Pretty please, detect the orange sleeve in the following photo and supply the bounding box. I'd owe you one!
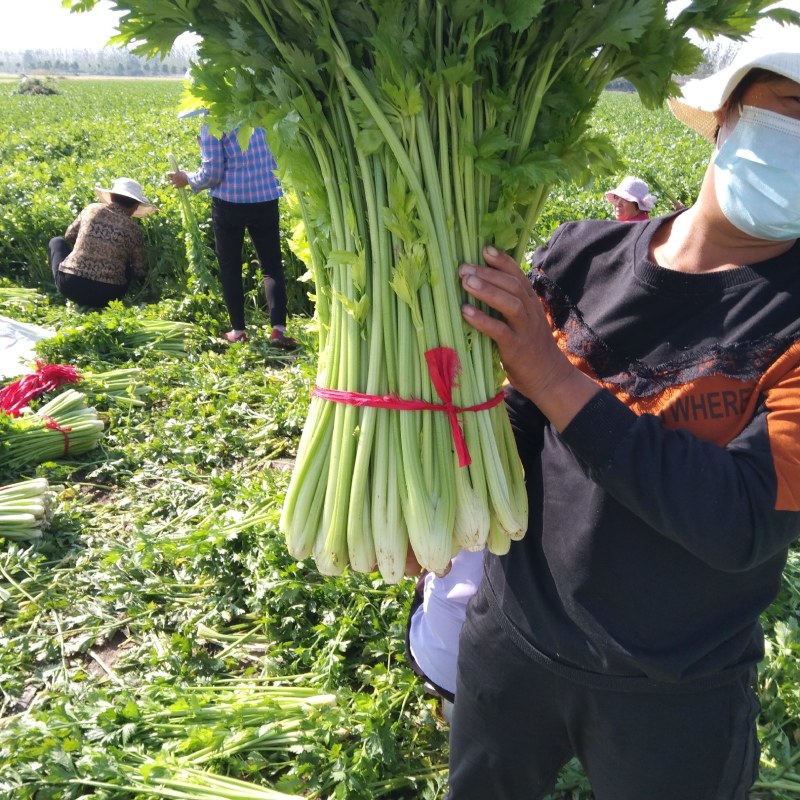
[765,365,800,512]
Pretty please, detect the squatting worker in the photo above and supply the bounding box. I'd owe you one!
[449,33,800,800]
[49,177,155,308]
[168,111,295,347]
[604,175,657,221]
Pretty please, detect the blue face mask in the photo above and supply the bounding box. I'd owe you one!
[713,105,800,241]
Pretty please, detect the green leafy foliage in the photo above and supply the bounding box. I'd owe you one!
[3,45,800,800]
[56,2,799,589]
[0,78,313,316]
[64,0,795,258]
[533,90,713,245]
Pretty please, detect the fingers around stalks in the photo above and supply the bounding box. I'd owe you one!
[459,246,549,348]
[458,246,574,408]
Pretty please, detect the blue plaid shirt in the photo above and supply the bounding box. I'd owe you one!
[188,126,283,203]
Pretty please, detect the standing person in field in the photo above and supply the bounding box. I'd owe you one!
[167,115,295,347]
[448,34,800,800]
[48,177,155,308]
[604,175,657,221]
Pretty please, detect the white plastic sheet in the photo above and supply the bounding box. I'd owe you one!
[0,315,55,380]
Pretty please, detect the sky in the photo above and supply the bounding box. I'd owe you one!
[0,0,797,53]
[0,0,196,52]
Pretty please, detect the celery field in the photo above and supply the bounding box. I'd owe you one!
[2,79,800,799]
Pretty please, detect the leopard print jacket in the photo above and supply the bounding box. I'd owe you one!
[60,202,147,286]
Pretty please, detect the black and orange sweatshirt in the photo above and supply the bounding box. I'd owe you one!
[483,214,800,690]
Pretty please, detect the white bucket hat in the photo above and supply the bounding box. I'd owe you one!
[177,107,208,119]
[605,176,656,211]
[669,31,800,141]
[94,177,156,218]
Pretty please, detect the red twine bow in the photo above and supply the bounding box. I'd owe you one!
[311,346,503,468]
[0,361,82,417]
[42,415,72,455]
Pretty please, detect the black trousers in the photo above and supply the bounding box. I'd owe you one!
[446,588,761,800]
[211,197,286,331]
[48,237,128,308]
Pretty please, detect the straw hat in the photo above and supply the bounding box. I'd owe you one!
[669,32,800,142]
[605,176,656,211]
[94,177,156,218]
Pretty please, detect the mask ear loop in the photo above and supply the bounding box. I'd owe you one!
[714,102,740,152]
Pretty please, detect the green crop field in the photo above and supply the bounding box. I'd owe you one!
[1,79,799,800]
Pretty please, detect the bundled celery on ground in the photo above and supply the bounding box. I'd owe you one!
[0,286,43,313]
[0,478,59,542]
[35,307,200,365]
[108,318,199,356]
[0,362,149,413]
[98,0,781,581]
[81,762,306,800]
[6,678,337,799]
[0,389,104,472]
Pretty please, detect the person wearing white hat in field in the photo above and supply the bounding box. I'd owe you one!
[48,177,156,308]
[605,175,657,221]
[445,31,800,800]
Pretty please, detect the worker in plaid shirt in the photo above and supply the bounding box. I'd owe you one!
[169,123,296,347]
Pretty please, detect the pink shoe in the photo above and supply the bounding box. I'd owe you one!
[270,329,298,349]
[223,330,248,343]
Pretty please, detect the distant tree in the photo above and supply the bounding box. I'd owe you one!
[3,43,194,78]
[696,37,739,79]
[606,78,635,92]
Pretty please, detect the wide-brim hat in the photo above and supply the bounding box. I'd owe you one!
[94,177,156,217]
[669,31,800,142]
[605,176,656,211]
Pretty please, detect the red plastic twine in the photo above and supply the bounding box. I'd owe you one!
[42,415,73,455]
[311,346,503,468]
[0,361,82,417]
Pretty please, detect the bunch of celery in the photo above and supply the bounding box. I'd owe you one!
[71,680,337,799]
[0,286,42,312]
[88,0,787,580]
[0,478,59,542]
[0,389,104,471]
[211,2,562,579]
[0,363,148,414]
[79,367,150,408]
[36,314,200,363]
[82,763,304,800]
[121,319,200,356]
[135,681,336,765]
[167,152,220,292]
